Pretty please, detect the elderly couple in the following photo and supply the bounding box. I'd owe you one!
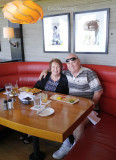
[34,53,103,159]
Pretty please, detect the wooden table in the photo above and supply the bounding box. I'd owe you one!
[0,91,93,159]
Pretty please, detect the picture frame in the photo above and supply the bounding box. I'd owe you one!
[73,8,110,54]
[42,13,70,53]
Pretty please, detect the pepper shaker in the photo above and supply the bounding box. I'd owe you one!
[3,100,8,110]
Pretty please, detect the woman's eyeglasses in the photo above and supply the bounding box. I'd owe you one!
[66,57,78,63]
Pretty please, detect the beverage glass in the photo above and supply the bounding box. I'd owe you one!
[41,93,48,103]
[33,95,41,107]
[5,83,12,95]
[12,83,18,93]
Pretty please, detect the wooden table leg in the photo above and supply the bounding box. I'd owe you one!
[29,136,45,160]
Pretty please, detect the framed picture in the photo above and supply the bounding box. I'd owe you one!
[42,13,70,53]
[73,8,110,54]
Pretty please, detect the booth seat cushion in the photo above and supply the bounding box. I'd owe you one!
[64,112,116,160]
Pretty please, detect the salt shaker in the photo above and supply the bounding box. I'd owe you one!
[3,100,8,110]
[8,99,12,109]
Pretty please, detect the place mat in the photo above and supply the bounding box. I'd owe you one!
[30,105,45,111]
[3,92,9,95]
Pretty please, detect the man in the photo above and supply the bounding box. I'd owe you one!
[63,53,103,106]
[39,53,103,159]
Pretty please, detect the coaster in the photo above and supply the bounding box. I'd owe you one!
[41,100,52,105]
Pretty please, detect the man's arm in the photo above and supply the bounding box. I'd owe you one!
[92,90,103,106]
[38,69,67,80]
[87,70,103,106]
[38,69,49,80]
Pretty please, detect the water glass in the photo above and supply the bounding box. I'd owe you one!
[5,83,12,95]
[33,94,41,107]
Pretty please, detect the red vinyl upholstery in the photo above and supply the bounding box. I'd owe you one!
[64,113,116,160]
[83,64,116,117]
[0,62,67,88]
[0,62,116,160]
[64,64,116,160]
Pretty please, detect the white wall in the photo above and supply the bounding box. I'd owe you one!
[0,0,116,66]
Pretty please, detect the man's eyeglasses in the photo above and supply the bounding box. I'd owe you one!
[66,57,78,63]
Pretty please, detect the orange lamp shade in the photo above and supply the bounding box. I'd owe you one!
[2,0,44,24]
[3,27,14,39]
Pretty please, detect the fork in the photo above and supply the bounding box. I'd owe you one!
[37,105,50,114]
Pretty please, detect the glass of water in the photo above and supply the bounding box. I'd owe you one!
[5,83,12,95]
[33,94,41,107]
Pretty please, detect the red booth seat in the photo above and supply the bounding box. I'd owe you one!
[64,64,116,160]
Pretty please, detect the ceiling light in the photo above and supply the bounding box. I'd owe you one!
[2,0,44,24]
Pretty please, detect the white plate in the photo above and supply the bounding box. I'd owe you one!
[37,108,54,116]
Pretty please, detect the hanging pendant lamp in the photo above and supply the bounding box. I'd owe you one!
[2,0,44,24]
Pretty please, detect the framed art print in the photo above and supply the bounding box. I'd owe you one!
[73,8,109,54]
[42,13,70,53]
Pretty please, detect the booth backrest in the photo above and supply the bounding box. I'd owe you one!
[0,62,67,88]
[0,62,116,117]
[83,64,116,118]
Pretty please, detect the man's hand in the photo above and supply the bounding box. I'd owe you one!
[92,90,103,106]
[38,69,49,80]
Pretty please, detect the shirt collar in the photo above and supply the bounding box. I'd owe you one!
[77,66,84,75]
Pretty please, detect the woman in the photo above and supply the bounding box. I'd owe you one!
[20,59,69,144]
[34,58,69,94]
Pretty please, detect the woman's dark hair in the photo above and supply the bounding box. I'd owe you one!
[49,58,62,72]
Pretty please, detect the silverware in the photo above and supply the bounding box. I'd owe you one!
[37,105,50,114]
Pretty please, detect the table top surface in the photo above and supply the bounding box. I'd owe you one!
[0,91,93,142]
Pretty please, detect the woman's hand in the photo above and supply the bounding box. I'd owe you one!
[38,69,49,80]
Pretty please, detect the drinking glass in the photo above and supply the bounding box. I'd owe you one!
[41,93,48,103]
[33,94,41,107]
[12,83,18,93]
[5,83,12,95]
